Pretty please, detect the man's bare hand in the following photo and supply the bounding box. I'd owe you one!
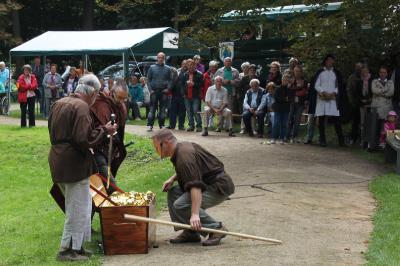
[105,121,117,135]
[249,108,255,113]
[162,178,174,192]
[190,214,201,231]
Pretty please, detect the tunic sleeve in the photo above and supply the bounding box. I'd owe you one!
[177,154,207,192]
[71,105,106,153]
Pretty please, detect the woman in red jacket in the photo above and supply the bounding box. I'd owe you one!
[18,64,38,127]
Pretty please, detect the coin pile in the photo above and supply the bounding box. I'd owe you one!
[108,191,155,206]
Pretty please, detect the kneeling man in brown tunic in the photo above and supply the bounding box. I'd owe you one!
[48,74,116,261]
[152,129,235,246]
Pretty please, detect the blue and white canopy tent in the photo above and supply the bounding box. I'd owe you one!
[8,27,209,111]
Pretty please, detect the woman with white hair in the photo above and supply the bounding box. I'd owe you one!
[17,65,38,127]
[239,61,250,79]
[267,61,282,86]
[48,74,117,261]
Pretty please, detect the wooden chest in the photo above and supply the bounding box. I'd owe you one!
[90,174,156,255]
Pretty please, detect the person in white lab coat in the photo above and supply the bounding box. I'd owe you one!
[313,54,345,147]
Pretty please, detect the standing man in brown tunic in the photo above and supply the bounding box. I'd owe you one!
[48,74,116,261]
[152,129,235,246]
[90,78,128,194]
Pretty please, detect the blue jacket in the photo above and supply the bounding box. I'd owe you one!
[147,63,172,92]
[128,84,144,102]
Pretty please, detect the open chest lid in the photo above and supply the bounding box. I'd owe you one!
[90,174,123,208]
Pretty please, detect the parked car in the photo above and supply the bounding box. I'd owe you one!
[98,61,156,81]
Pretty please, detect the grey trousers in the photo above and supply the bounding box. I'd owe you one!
[167,186,226,236]
[58,177,92,250]
[203,106,233,129]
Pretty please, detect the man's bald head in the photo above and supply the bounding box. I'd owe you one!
[152,129,178,158]
[152,128,176,143]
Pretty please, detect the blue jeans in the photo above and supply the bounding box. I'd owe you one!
[273,112,289,140]
[184,98,202,129]
[169,96,186,129]
[147,91,167,128]
[267,112,275,138]
[287,103,304,139]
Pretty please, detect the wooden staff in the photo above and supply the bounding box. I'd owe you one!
[124,214,282,244]
[106,113,116,189]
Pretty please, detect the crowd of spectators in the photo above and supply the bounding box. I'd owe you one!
[2,51,399,150]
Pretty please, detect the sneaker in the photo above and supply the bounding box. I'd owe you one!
[248,131,254,137]
[146,126,153,132]
[186,127,194,132]
[202,225,228,246]
[239,129,245,134]
[195,127,202,132]
[304,140,312,145]
[135,118,141,121]
[279,140,285,145]
[267,139,276,144]
[228,128,235,137]
[214,128,221,133]
[319,141,327,147]
[56,249,89,261]
[253,131,257,135]
[170,230,201,244]
[178,127,185,131]
[289,139,294,144]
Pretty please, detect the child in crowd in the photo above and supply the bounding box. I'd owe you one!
[379,111,397,148]
[268,75,290,144]
[265,82,276,140]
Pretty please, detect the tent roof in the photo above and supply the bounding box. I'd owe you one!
[221,2,342,21]
[10,27,209,57]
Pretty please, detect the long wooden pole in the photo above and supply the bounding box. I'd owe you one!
[124,214,282,244]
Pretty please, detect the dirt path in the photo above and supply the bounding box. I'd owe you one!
[0,116,386,265]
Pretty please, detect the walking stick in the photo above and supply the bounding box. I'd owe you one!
[106,113,116,189]
[124,214,282,244]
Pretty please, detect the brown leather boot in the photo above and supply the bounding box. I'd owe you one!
[202,225,228,246]
[169,230,201,244]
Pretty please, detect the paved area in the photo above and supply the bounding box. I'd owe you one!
[0,116,386,265]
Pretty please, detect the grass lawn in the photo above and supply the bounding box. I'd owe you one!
[0,125,173,266]
[366,174,400,265]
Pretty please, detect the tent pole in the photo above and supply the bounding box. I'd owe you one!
[84,54,89,72]
[122,52,129,81]
[7,53,11,115]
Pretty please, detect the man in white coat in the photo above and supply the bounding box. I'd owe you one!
[314,54,345,147]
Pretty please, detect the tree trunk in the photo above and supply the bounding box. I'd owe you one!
[173,0,180,30]
[11,9,24,78]
[82,0,94,30]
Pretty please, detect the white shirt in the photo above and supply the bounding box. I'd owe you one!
[25,75,35,98]
[315,68,340,117]
[205,85,228,109]
[67,78,74,94]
